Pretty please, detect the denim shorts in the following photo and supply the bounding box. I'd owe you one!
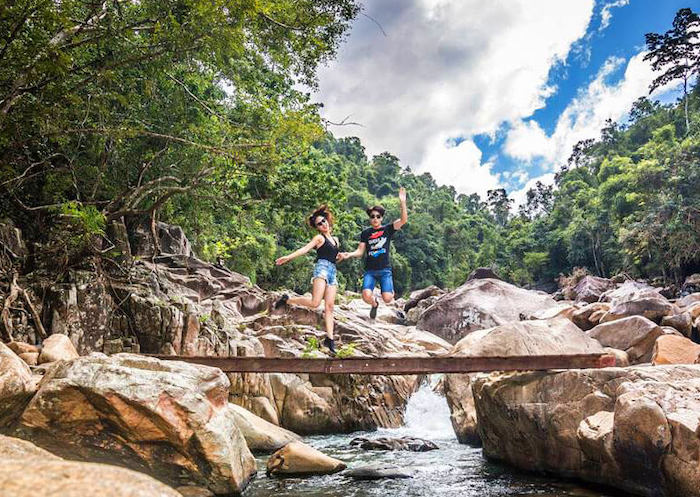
[312,259,338,286]
[362,268,394,294]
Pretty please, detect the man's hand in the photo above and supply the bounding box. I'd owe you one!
[394,187,408,230]
[336,252,349,263]
[275,255,290,266]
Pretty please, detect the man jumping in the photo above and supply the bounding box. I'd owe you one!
[338,187,408,319]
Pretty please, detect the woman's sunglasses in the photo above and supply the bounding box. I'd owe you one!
[316,218,328,226]
[369,214,382,219]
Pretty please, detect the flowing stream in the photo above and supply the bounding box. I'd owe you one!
[245,378,619,497]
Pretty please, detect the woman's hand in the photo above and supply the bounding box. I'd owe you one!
[336,252,348,263]
[275,255,291,266]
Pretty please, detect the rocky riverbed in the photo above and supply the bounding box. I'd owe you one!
[2,219,700,496]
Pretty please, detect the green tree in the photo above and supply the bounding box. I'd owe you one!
[644,8,700,133]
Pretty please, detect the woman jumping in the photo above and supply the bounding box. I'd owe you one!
[274,205,339,356]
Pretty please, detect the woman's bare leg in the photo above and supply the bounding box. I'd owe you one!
[323,284,337,339]
[287,278,326,308]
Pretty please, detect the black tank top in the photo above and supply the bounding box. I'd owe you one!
[316,235,339,263]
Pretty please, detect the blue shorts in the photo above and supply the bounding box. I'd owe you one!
[312,259,337,286]
[362,268,394,294]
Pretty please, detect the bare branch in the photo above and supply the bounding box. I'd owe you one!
[260,12,304,31]
[361,12,387,37]
[323,115,364,127]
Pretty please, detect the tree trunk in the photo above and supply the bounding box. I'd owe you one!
[684,76,689,135]
[0,273,19,342]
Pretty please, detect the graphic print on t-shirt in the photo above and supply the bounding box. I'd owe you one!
[360,224,396,270]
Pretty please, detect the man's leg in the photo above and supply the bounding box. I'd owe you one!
[361,271,377,305]
[361,271,379,319]
[379,269,395,304]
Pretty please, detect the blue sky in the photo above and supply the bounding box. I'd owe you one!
[314,0,689,202]
[481,0,688,186]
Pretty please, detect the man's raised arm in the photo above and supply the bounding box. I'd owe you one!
[393,187,408,230]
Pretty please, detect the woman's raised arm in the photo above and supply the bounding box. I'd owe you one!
[275,235,323,265]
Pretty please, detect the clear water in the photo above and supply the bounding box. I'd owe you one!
[245,378,621,497]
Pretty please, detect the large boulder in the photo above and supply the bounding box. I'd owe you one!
[15,353,256,495]
[587,316,664,364]
[571,276,615,303]
[571,302,610,331]
[0,433,59,460]
[450,317,604,358]
[600,295,675,324]
[157,222,193,256]
[661,312,693,337]
[403,285,445,312]
[442,373,479,445]
[599,280,658,303]
[652,335,700,365]
[38,333,79,364]
[417,279,560,343]
[228,403,299,454]
[0,434,181,497]
[1,459,183,497]
[682,274,700,295]
[0,342,36,428]
[677,293,700,309]
[444,318,603,447]
[266,441,346,476]
[472,365,700,497]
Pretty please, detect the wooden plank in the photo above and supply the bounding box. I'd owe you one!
[148,353,616,375]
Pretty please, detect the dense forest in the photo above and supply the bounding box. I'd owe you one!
[1,2,699,297]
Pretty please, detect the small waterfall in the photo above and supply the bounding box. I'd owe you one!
[381,375,456,441]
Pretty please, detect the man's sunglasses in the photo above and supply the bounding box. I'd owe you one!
[369,214,382,219]
[316,218,328,226]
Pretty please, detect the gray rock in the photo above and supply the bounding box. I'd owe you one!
[472,365,700,497]
[467,267,500,281]
[349,436,438,452]
[417,278,560,344]
[571,275,615,303]
[682,274,700,295]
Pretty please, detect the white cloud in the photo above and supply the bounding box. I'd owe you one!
[315,0,596,194]
[599,0,630,31]
[504,51,680,168]
[418,135,500,197]
[503,120,556,162]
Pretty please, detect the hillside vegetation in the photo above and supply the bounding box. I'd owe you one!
[1,3,698,296]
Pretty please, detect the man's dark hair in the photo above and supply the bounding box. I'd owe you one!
[366,205,385,217]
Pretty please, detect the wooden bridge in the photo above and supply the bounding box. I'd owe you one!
[152,353,616,375]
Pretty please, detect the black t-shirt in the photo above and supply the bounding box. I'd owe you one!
[360,223,396,271]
